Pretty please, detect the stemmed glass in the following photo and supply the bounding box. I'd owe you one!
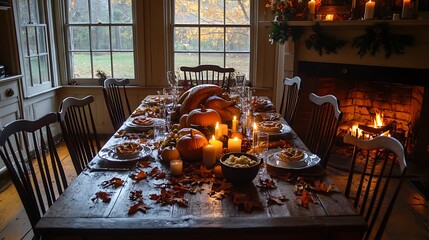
[255,132,269,175]
[166,71,180,105]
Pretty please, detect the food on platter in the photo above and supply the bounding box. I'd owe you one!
[130,108,146,117]
[205,95,240,121]
[115,142,143,159]
[132,117,154,126]
[279,147,305,162]
[178,84,222,115]
[258,121,283,132]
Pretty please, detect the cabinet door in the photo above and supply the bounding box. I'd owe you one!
[0,102,20,174]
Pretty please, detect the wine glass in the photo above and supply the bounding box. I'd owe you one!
[256,131,269,175]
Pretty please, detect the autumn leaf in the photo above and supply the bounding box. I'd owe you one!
[210,190,227,200]
[91,191,112,203]
[297,191,315,208]
[129,170,147,182]
[267,195,289,206]
[137,161,151,168]
[232,193,263,213]
[129,190,143,201]
[257,177,277,190]
[128,200,151,215]
[101,177,125,188]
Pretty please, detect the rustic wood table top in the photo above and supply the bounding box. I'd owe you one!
[35,95,367,240]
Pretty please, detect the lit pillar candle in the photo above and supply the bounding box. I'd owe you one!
[401,0,413,19]
[215,122,221,139]
[209,135,223,159]
[202,144,216,168]
[364,0,375,20]
[308,0,316,15]
[228,137,242,153]
[253,122,258,148]
[170,159,183,176]
[325,14,334,21]
[232,116,238,132]
[220,124,228,136]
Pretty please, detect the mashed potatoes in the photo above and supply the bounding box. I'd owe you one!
[223,154,258,168]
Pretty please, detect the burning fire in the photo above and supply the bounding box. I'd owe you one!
[373,112,384,128]
[350,124,363,138]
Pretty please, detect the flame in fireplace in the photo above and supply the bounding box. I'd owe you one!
[350,124,363,138]
[373,112,384,128]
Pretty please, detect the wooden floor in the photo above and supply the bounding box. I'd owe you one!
[1,140,429,240]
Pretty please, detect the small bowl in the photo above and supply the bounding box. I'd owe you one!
[220,152,261,185]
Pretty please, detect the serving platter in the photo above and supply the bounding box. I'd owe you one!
[98,144,152,162]
[266,151,320,170]
[125,117,164,129]
[260,124,292,137]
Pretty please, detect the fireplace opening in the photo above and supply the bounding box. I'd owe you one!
[294,61,429,167]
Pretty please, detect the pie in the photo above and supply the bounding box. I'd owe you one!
[258,121,283,132]
[115,142,143,159]
[132,117,154,126]
[279,147,304,162]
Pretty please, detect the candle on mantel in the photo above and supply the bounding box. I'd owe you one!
[402,0,413,19]
[325,14,334,21]
[228,137,242,153]
[232,116,238,132]
[215,122,221,139]
[170,159,183,176]
[209,135,223,159]
[220,123,228,136]
[202,144,216,168]
[308,0,316,15]
[364,0,375,20]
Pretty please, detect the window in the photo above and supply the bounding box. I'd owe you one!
[172,0,251,77]
[16,0,57,96]
[66,0,134,83]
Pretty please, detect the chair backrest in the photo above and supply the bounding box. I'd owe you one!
[58,95,101,174]
[180,65,235,91]
[279,76,301,126]
[304,93,343,169]
[0,112,68,230]
[343,134,407,240]
[102,78,132,130]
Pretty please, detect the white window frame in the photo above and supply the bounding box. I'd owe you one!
[63,0,136,85]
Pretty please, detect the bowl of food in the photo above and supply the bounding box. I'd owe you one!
[220,152,261,185]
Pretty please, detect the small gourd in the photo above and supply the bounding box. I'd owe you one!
[161,143,180,162]
[176,129,208,161]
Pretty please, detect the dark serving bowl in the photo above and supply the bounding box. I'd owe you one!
[220,152,261,185]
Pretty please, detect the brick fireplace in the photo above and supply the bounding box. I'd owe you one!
[293,61,429,166]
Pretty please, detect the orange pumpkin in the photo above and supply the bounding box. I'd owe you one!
[177,127,205,138]
[161,143,180,162]
[186,104,221,127]
[179,114,188,128]
[176,130,208,161]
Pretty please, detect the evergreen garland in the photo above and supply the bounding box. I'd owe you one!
[304,22,347,56]
[352,22,414,58]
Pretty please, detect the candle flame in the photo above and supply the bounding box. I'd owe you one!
[216,122,219,128]
[233,116,236,120]
[253,122,257,130]
[234,137,238,141]
[212,135,215,141]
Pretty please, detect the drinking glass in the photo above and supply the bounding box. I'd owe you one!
[154,122,166,141]
[255,132,269,174]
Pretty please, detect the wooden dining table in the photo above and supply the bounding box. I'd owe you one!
[35,95,367,240]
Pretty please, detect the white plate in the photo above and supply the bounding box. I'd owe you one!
[260,124,291,136]
[142,97,163,106]
[98,144,152,162]
[266,151,320,170]
[125,117,163,129]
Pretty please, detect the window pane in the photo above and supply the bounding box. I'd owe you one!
[175,0,198,24]
[37,26,47,54]
[200,0,224,24]
[68,0,89,23]
[201,53,223,66]
[30,57,41,85]
[91,26,110,50]
[39,55,50,83]
[28,0,39,23]
[69,26,90,50]
[226,0,250,25]
[175,53,198,68]
[70,52,91,78]
[91,0,109,23]
[112,0,133,23]
[174,27,199,52]
[93,52,112,78]
[23,58,31,87]
[111,26,133,50]
[17,0,30,24]
[27,27,37,56]
[201,27,223,52]
[226,27,249,52]
[113,52,134,78]
[226,53,249,76]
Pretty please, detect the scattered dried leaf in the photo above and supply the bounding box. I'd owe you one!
[92,191,112,203]
[232,193,263,213]
[101,177,124,189]
[129,190,143,201]
[128,200,151,215]
[129,170,147,182]
[257,177,277,190]
[267,195,288,206]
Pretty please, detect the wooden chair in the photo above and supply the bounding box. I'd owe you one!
[102,78,132,130]
[0,113,68,238]
[278,76,301,126]
[180,65,235,92]
[58,95,101,174]
[343,134,407,240]
[304,93,343,169]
